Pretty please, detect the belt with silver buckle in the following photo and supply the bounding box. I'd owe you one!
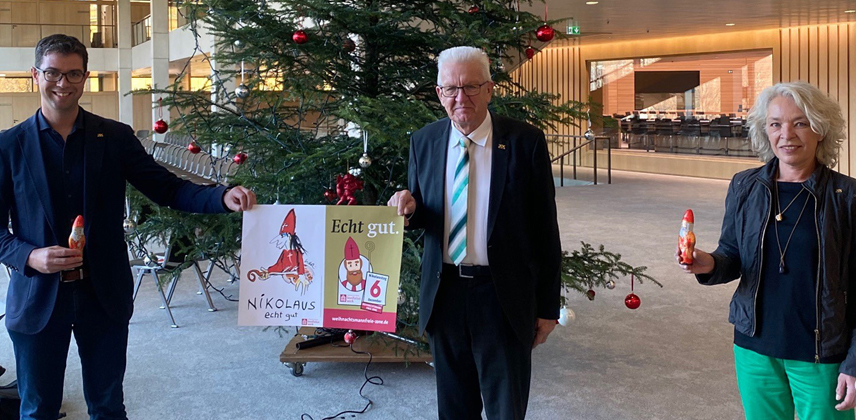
[60,268,89,282]
[443,263,491,279]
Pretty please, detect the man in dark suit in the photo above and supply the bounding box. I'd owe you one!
[0,34,256,419]
[388,46,562,419]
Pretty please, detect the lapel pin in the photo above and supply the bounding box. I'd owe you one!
[835,188,842,193]
[498,144,506,150]
[97,133,104,138]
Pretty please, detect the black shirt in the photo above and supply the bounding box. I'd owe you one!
[36,108,86,259]
[733,181,837,362]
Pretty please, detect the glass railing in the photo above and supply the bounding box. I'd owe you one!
[132,2,197,47]
[132,15,152,47]
[0,23,117,48]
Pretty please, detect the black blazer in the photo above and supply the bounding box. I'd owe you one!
[407,112,561,344]
[0,110,228,334]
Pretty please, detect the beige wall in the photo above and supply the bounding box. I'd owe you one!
[518,24,856,178]
[0,0,92,48]
[0,92,121,129]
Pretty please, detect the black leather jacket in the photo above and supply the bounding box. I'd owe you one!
[698,158,856,375]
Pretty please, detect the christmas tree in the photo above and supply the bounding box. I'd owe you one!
[128,0,658,334]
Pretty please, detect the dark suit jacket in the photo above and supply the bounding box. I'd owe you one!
[407,112,562,344]
[0,109,228,334]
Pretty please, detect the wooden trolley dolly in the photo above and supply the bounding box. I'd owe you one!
[280,327,432,376]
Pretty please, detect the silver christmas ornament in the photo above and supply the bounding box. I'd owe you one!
[584,129,596,141]
[606,279,616,290]
[122,219,136,234]
[359,153,372,168]
[235,83,250,99]
[234,39,244,49]
[348,167,362,177]
[558,306,575,326]
[397,288,405,305]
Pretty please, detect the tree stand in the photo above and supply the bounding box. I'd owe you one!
[280,327,432,377]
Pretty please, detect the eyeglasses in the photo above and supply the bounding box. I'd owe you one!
[437,81,491,98]
[35,67,86,84]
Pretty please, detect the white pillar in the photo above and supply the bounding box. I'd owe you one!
[151,0,170,141]
[117,0,134,128]
[208,30,235,158]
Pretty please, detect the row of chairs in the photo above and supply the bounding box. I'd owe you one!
[138,136,237,185]
[129,237,218,328]
[132,132,238,327]
[620,116,756,157]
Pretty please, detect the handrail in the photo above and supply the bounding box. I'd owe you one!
[0,23,117,48]
[548,134,612,186]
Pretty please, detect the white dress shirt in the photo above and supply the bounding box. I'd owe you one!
[443,114,492,266]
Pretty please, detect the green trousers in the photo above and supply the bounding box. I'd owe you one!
[734,345,855,420]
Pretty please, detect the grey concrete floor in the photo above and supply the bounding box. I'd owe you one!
[0,169,777,419]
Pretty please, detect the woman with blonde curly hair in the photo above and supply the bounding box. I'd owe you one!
[678,81,856,419]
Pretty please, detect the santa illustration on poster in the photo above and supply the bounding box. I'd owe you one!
[239,206,325,327]
[337,237,373,306]
[239,205,403,332]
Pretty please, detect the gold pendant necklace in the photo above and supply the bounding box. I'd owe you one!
[775,178,806,221]
[774,181,810,274]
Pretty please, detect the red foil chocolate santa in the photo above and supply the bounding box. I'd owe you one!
[678,209,696,265]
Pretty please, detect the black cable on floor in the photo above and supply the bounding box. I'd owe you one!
[202,276,238,302]
[300,336,384,420]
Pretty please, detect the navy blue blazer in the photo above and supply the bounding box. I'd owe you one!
[0,110,228,334]
[407,112,562,345]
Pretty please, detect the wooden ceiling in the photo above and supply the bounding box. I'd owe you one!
[521,0,856,45]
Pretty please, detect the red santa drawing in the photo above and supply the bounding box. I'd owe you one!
[248,209,314,295]
[341,237,365,292]
[337,237,373,305]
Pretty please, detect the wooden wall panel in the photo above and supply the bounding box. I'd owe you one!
[10,1,36,24]
[800,27,810,82]
[844,26,851,174]
[0,2,11,24]
[817,26,826,90]
[838,24,856,176]
[781,29,790,81]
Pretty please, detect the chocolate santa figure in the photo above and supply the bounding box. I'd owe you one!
[341,237,365,292]
[68,215,85,250]
[678,209,696,265]
[261,209,313,291]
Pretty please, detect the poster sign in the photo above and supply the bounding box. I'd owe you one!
[239,205,403,332]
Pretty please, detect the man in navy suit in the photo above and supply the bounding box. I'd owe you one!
[388,46,562,419]
[0,34,256,419]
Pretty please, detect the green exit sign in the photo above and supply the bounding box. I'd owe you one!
[568,25,581,35]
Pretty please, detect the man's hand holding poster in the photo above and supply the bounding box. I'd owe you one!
[239,205,403,332]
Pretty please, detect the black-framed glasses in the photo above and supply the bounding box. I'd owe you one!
[437,81,491,97]
[35,67,86,84]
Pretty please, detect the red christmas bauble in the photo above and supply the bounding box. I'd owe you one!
[625,293,641,310]
[187,142,201,154]
[233,152,248,164]
[344,330,356,344]
[292,30,308,44]
[535,24,555,42]
[585,289,596,301]
[323,189,336,201]
[468,5,479,14]
[342,38,356,53]
[525,47,536,59]
[153,119,168,134]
